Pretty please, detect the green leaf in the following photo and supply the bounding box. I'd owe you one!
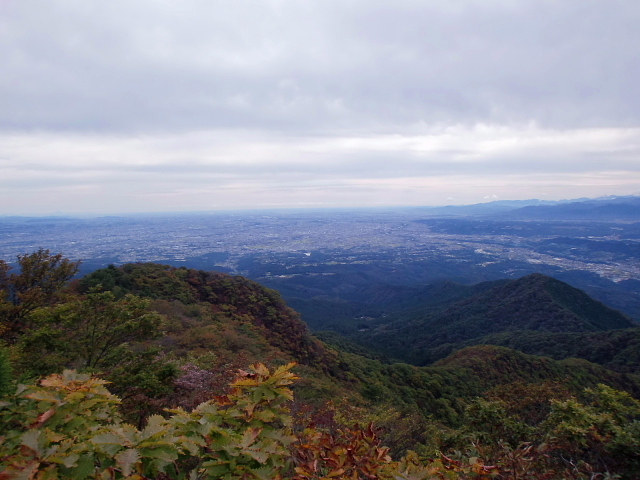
[62,453,80,468]
[252,410,276,422]
[245,448,270,464]
[141,415,166,438]
[90,432,127,456]
[115,448,140,477]
[25,390,60,404]
[21,429,43,456]
[70,454,96,480]
[138,444,178,462]
[240,427,262,448]
[200,462,230,477]
[252,466,278,480]
[91,431,126,445]
[123,426,142,444]
[65,416,85,430]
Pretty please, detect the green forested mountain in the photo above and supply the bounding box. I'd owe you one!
[3,251,640,479]
[279,278,506,333]
[79,262,335,369]
[349,273,638,365]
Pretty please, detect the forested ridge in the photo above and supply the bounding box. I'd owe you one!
[346,273,640,367]
[2,250,640,479]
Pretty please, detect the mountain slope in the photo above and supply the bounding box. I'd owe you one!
[262,276,507,332]
[460,328,640,374]
[435,273,636,333]
[79,263,337,370]
[355,273,636,365]
[6,254,640,464]
[77,264,640,405]
[433,345,640,396]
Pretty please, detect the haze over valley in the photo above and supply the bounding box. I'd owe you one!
[3,195,640,324]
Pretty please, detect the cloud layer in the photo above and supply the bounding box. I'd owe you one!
[1,0,639,213]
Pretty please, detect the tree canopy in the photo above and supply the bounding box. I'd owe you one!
[0,249,80,340]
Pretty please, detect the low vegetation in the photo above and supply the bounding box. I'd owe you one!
[2,250,640,479]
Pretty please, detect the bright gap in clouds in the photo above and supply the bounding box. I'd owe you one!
[1,124,639,215]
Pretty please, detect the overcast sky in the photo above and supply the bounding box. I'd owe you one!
[1,0,639,214]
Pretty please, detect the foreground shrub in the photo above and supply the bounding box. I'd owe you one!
[0,364,297,480]
[2,366,640,480]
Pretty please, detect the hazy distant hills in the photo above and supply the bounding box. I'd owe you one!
[349,273,639,366]
[414,198,577,216]
[501,196,640,221]
[416,195,640,221]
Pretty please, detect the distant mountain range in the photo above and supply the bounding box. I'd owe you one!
[418,195,640,221]
[502,196,640,221]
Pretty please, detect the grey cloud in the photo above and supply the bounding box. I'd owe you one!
[3,138,639,185]
[2,1,640,214]
[1,0,639,134]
